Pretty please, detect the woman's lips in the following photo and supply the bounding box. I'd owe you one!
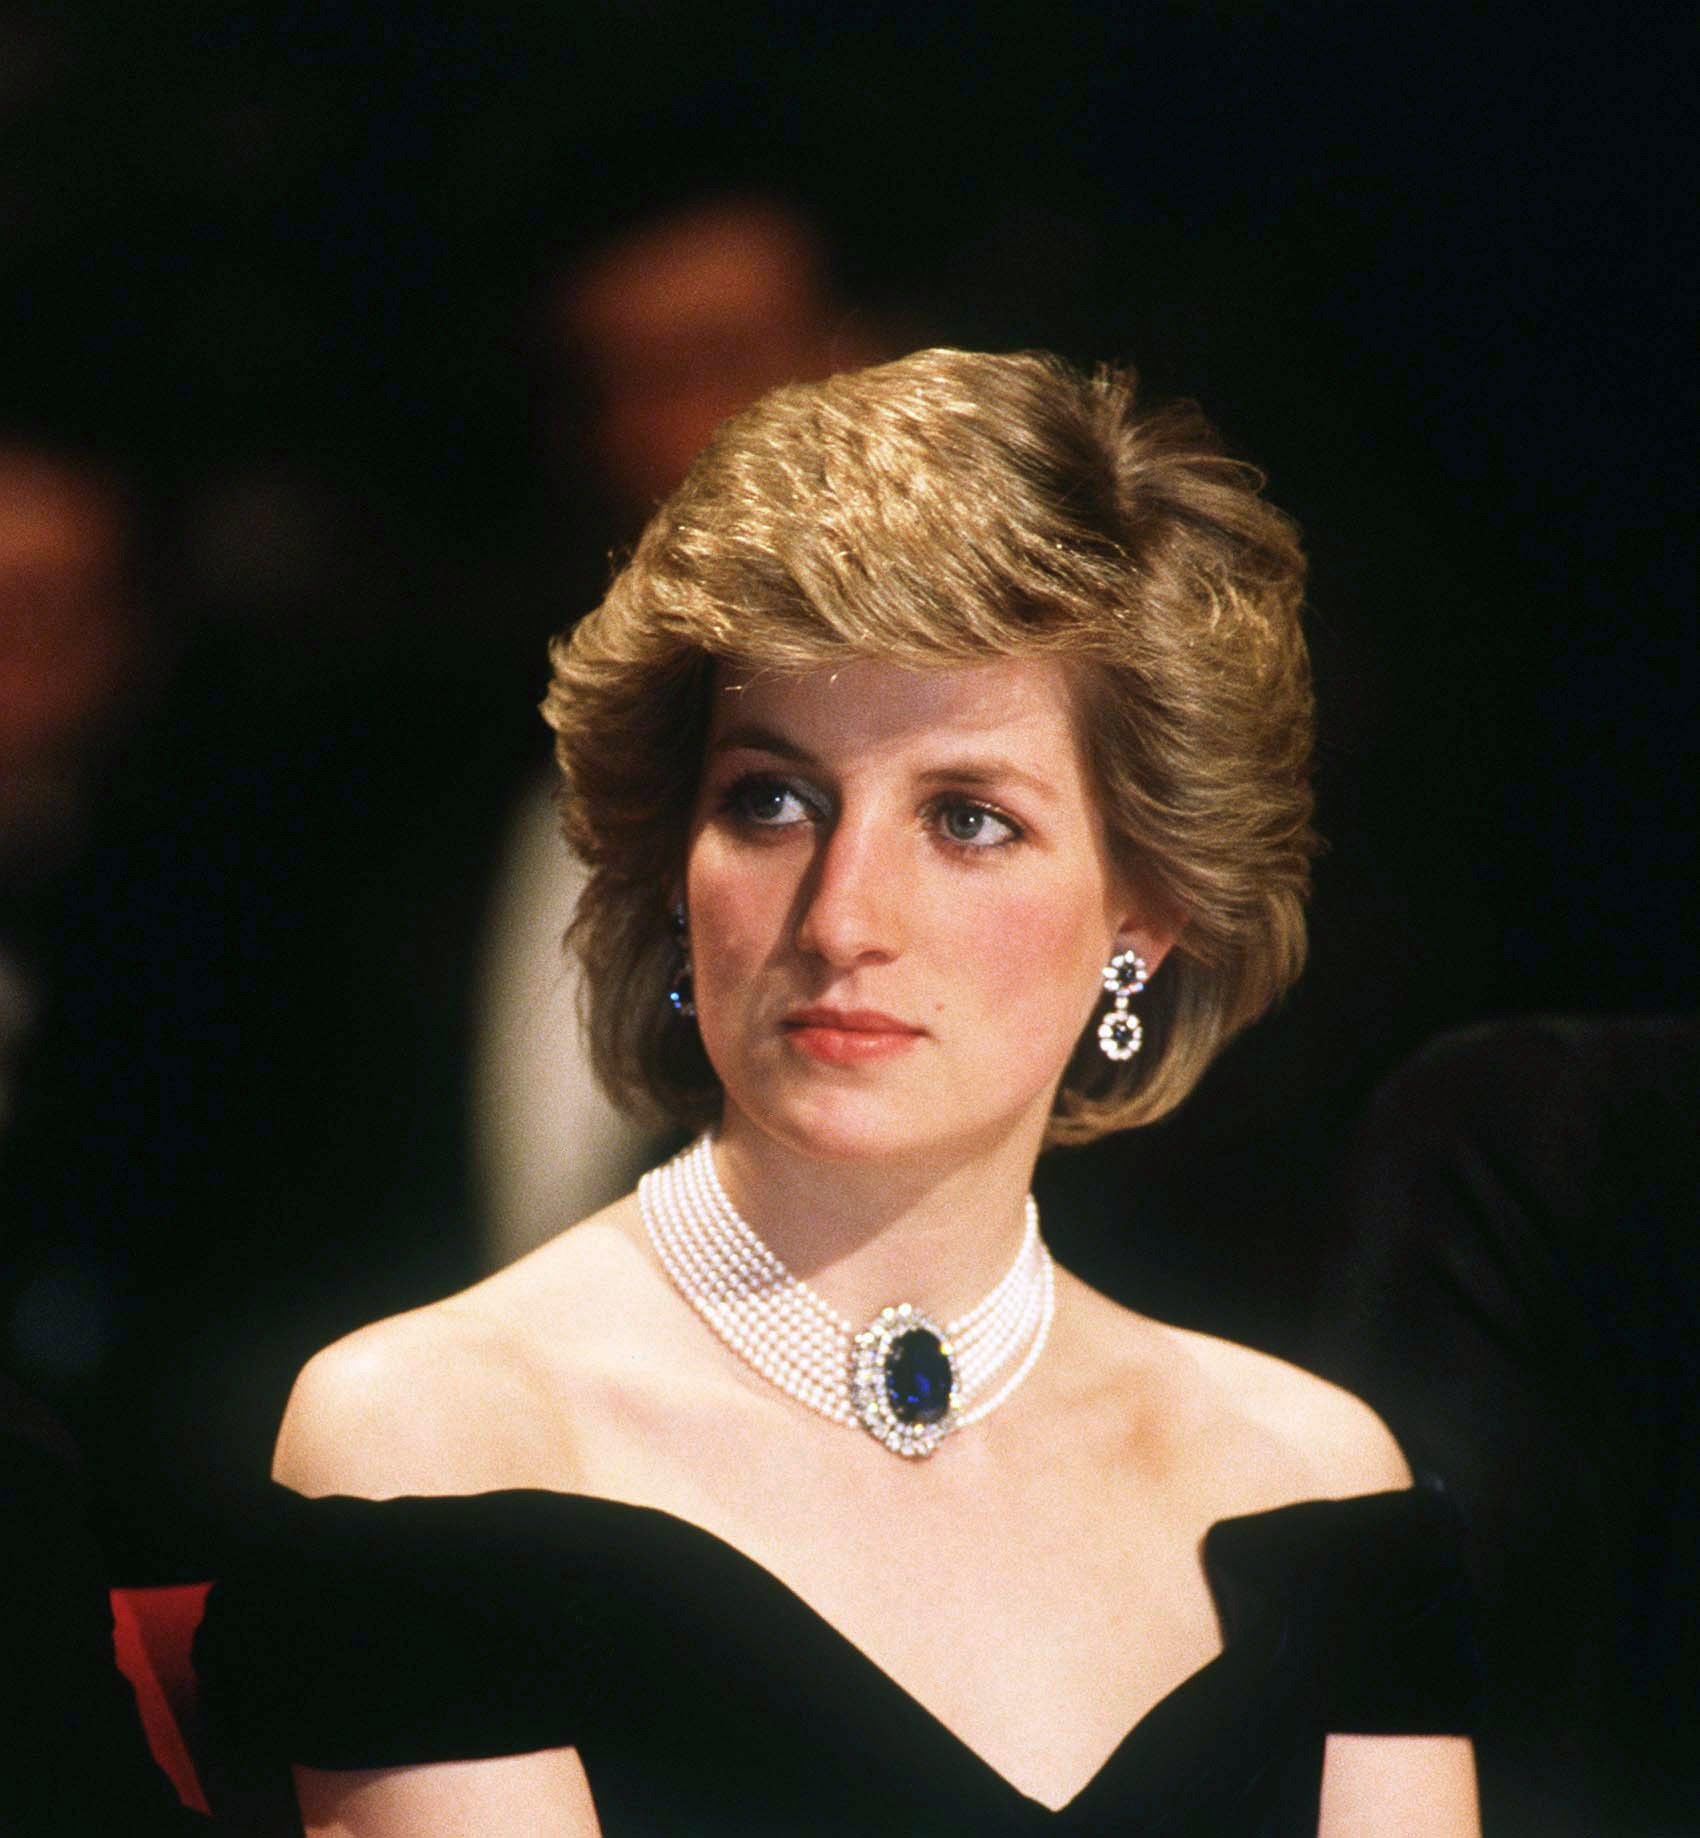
[780,1007,925,1066]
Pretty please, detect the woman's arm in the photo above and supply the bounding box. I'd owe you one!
[1231,1347,1480,1835]
[1319,1734,1480,1837]
[273,1315,603,1837]
[294,1752,602,1838]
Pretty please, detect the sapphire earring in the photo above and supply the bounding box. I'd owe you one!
[667,904,696,1019]
[1097,949,1149,1061]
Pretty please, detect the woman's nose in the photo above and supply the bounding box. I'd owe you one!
[793,814,905,966]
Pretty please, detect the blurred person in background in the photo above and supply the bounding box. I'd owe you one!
[1320,1015,1700,1838]
[0,440,144,1129]
[0,439,210,1831]
[0,419,507,1581]
[474,190,884,1270]
[550,191,866,527]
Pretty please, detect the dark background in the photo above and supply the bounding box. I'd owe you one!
[2,0,1695,1579]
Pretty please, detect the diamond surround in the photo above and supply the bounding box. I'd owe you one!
[850,1306,959,1458]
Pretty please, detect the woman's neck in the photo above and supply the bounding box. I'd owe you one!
[708,1115,1044,1327]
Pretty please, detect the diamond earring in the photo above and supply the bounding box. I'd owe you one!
[667,903,696,1019]
[1097,949,1149,1061]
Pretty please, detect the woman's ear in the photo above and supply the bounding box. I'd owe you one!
[1110,895,1184,980]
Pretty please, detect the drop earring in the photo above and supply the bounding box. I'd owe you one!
[1097,949,1149,1061]
[666,903,696,1019]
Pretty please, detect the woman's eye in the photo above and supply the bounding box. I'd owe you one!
[936,802,1020,849]
[729,777,815,827]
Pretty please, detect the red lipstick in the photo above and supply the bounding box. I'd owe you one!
[781,1006,925,1066]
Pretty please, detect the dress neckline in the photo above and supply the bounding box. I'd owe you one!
[574,1491,1260,1813]
[276,1483,1409,1816]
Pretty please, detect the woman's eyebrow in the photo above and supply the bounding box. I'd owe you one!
[709,728,1058,800]
[917,758,1058,800]
[707,723,816,762]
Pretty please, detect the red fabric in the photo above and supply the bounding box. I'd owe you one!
[110,1582,214,1816]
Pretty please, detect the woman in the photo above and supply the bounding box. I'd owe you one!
[201,350,1478,1834]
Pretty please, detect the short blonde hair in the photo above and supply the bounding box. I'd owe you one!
[544,348,1314,1147]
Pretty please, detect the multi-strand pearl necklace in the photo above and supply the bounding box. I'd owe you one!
[639,1134,1056,1458]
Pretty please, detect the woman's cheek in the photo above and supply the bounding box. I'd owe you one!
[988,889,1102,993]
[688,878,782,1049]
[992,896,1109,1064]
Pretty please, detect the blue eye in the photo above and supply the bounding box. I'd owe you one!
[728,776,816,827]
[936,802,1019,848]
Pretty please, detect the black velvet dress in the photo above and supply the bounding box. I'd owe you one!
[197,1481,1475,1835]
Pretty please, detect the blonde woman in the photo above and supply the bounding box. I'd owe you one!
[203,350,1478,1836]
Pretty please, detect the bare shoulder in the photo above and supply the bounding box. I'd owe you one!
[1050,1277,1410,1517]
[274,1195,656,1502]
[273,1298,537,1499]
[1165,1321,1413,1501]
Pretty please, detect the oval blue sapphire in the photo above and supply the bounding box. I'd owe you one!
[885,1328,953,1426]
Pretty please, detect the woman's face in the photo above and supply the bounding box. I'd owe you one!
[685,657,1171,1169]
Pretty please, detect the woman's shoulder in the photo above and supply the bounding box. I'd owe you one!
[1161,1319,1413,1503]
[273,1195,657,1501]
[1065,1280,1411,1509]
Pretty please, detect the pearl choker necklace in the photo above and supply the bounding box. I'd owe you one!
[639,1134,1056,1458]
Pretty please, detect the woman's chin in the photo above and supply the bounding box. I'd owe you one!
[723,1083,1039,1171]
[717,1083,928,1165]
[771,1113,923,1166]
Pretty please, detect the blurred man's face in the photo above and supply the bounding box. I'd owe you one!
[0,452,133,774]
[560,201,848,520]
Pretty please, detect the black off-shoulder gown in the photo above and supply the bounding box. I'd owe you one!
[198,1481,1475,1835]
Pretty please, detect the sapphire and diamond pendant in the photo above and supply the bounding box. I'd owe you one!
[850,1305,959,1458]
